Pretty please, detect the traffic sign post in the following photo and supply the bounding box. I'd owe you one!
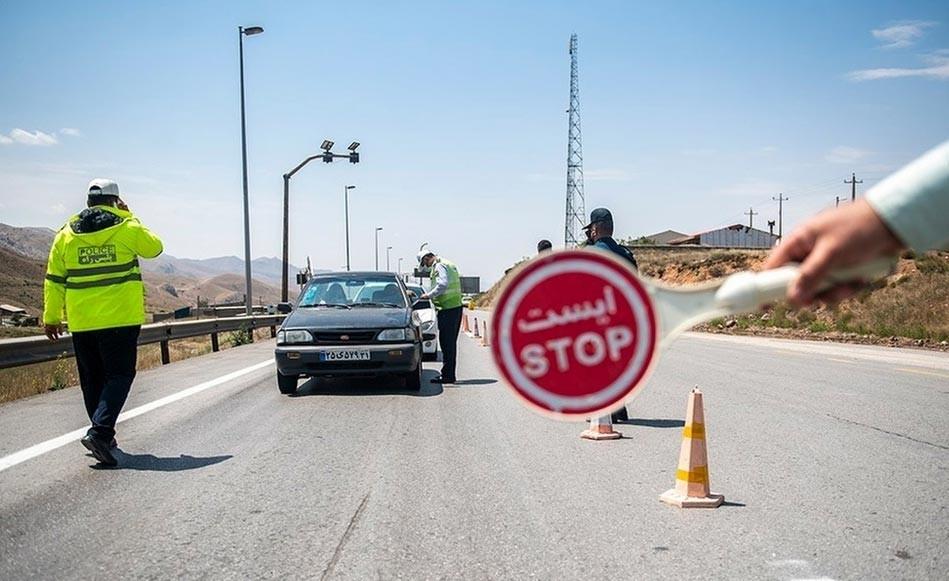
[491,250,658,420]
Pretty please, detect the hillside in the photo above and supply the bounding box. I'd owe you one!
[0,247,46,314]
[0,223,56,261]
[478,247,949,348]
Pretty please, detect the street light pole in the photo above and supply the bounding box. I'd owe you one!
[345,185,355,271]
[398,257,403,276]
[386,246,392,271]
[238,25,263,315]
[375,227,383,270]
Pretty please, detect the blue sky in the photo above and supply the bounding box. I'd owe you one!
[1,1,947,286]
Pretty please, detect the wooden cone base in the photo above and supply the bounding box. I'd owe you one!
[580,416,621,441]
[660,387,723,509]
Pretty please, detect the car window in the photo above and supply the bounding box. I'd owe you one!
[300,275,406,307]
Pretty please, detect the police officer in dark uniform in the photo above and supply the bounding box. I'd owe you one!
[583,207,638,422]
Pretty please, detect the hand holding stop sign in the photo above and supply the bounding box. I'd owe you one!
[491,249,893,420]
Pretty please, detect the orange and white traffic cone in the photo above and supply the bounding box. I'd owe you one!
[480,321,489,347]
[580,415,622,440]
[472,317,481,339]
[462,313,471,335]
[660,387,724,508]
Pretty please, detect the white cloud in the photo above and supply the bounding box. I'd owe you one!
[825,146,871,164]
[60,128,81,137]
[584,168,633,181]
[0,134,12,145]
[50,203,66,215]
[872,20,937,49]
[847,51,949,81]
[5,128,59,146]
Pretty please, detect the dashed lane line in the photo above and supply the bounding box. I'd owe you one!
[0,359,274,473]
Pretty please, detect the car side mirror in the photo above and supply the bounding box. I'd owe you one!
[276,302,293,314]
[406,289,417,300]
[412,299,431,311]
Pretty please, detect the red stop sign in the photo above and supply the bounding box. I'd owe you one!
[491,249,658,420]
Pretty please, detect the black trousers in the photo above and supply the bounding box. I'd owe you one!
[436,306,463,381]
[71,325,140,441]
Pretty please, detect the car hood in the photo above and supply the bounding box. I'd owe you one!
[283,307,410,330]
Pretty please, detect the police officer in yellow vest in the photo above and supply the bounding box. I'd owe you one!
[44,179,163,467]
[417,249,463,384]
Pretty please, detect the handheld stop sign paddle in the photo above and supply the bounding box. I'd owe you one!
[490,249,893,420]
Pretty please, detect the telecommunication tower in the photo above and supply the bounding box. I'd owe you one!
[564,33,586,247]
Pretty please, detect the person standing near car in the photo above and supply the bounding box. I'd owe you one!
[43,179,163,467]
[417,249,463,384]
[584,207,637,423]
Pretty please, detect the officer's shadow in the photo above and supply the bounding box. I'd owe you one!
[90,451,233,471]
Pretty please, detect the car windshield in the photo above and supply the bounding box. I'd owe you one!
[298,275,406,308]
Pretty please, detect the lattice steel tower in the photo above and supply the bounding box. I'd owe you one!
[564,33,586,247]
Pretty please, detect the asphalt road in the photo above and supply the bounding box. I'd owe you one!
[1,327,947,580]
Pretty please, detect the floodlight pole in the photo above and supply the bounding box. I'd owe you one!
[238,25,263,315]
[281,154,320,303]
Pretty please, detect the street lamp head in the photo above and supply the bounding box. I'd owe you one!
[348,141,360,151]
[346,185,356,190]
[242,26,264,36]
[321,139,334,151]
[376,227,383,232]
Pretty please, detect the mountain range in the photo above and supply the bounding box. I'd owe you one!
[0,223,301,315]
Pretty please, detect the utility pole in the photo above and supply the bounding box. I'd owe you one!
[772,193,788,241]
[344,185,355,271]
[836,195,840,208]
[374,227,383,270]
[745,207,758,229]
[845,172,862,202]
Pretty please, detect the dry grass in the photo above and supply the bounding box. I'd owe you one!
[0,327,275,404]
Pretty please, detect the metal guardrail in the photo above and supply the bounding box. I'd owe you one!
[0,315,286,370]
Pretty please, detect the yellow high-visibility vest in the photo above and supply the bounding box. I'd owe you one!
[43,206,163,332]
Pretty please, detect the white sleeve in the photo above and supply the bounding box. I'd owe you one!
[865,140,949,251]
[428,263,449,297]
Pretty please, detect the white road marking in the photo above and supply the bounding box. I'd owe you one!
[827,357,854,364]
[896,367,949,379]
[0,359,274,473]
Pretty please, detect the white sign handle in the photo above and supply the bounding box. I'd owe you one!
[653,258,895,343]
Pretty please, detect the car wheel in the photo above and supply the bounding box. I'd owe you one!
[277,372,298,395]
[405,363,422,391]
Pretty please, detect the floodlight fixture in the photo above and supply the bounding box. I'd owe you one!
[348,141,360,151]
[321,139,334,151]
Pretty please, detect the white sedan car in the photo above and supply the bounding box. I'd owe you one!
[406,285,439,361]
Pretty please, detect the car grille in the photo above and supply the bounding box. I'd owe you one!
[313,330,378,343]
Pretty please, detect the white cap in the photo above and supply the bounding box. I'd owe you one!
[416,249,435,265]
[87,178,120,198]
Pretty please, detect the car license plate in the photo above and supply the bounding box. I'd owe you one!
[320,349,371,362]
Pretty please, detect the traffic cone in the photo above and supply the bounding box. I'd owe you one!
[580,415,621,441]
[472,317,481,338]
[660,387,724,508]
[462,313,471,334]
[480,320,489,347]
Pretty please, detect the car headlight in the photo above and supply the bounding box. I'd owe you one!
[377,328,412,341]
[277,329,313,345]
[421,320,436,332]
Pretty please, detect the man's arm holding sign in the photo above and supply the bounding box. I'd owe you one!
[764,140,949,306]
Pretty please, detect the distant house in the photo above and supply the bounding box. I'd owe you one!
[669,224,778,249]
[643,230,688,245]
[0,304,28,326]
